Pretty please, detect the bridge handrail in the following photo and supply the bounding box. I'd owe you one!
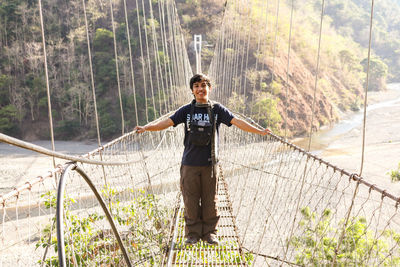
[0,112,176,204]
[56,163,132,266]
[234,112,400,204]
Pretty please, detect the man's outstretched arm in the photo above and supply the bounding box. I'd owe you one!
[134,118,174,133]
[231,117,271,136]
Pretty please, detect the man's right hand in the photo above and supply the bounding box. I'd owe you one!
[134,126,146,133]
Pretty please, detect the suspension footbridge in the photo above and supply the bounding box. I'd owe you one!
[1,0,400,266]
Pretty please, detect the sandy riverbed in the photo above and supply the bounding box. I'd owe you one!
[320,84,400,195]
[0,141,99,195]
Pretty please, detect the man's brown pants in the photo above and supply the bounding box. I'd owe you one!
[180,165,219,238]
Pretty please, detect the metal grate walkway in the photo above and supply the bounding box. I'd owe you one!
[165,167,249,266]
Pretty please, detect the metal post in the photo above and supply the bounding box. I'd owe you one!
[194,34,202,73]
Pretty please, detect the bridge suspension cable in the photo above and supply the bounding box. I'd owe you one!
[359,0,375,177]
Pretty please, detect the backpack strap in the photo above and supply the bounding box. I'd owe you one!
[206,101,217,166]
[189,99,196,130]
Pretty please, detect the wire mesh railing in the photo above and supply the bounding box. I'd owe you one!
[2,114,400,266]
[1,119,184,266]
[218,118,400,266]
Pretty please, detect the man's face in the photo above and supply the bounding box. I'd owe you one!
[192,80,211,103]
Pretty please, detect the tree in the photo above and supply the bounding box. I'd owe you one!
[361,57,388,91]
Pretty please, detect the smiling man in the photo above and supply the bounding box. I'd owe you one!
[135,73,271,246]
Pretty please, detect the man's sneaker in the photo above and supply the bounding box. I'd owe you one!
[185,235,200,246]
[203,234,219,245]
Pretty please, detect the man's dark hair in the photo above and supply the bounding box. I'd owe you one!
[189,73,212,90]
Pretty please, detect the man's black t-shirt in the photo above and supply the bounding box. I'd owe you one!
[169,102,234,166]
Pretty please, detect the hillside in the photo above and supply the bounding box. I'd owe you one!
[176,0,397,136]
[0,0,398,140]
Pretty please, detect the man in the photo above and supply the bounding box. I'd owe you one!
[135,73,271,246]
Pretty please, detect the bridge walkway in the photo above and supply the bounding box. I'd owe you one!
[166,167,248,266]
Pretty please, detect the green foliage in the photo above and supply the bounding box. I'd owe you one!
[269,80,282,96]
[251,92,282,132]
[323,0,400,81]
[291,206,400,266]
[36,188,172,266]
[174,239,254,265]
[99,112,119,139]
[0,74,10,106]
[55,120,81,139]
[93,28,114,52]
[0,104,18,133]
[227,92,246,113]
[389,163,400,182]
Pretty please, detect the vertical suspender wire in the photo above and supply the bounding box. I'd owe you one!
[251,23,262,112]
[224,9,234,105]
[172,1,188,103]
[332,177,360,266]
[284,0,295,139]
[283,0,325,261]
[141,0,158,119]
[224,13,234,102]
[242,3,253,113]
[171,3,185,91]
[109,0,125,135]
[148,0,166,114]
[266,0,280,128]
[235,1,246,109]
[179,5,191,90]
[216,14,226,102]
[173,2,187,89]
[209,0,228,102]
[135,0,149,123]
[182,33,193,81]
[164,1,177,105]
[217,0,230,103]
[224,18,234,104]
[158,0,173,112]
[123,0,139,126]
[210,28,220,100]
[220,18,228,104]
[359,0,375,177]
[232,2,241,103]
[172,5,184,89]
[238,3,247,100]
[251,0,269,117]
[256,0,270,124]
[255,1,268,112]
[227,11,238,102]
[165,2,179,106]
[82,0,107,185]
[307,0,325,152]
[229,2,239,104]
[271,0,280,82]
[38,0,56,169]
[217,1,227,102]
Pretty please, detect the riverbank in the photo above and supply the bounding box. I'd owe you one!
[320,83,400,195]
[0,141,98,195]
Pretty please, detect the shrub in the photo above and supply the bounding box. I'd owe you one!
[36,188,172,266]
[291,206,400,266]
[389,163,400,182]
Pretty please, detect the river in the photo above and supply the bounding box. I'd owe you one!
[308,83,400,195]
[1,84,400,194]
